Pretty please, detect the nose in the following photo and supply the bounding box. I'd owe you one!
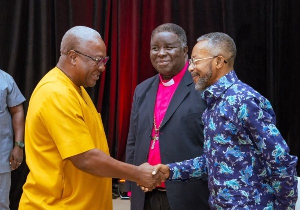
[188,64,194,72]
[157,48,167,56]
[98,64,106,73]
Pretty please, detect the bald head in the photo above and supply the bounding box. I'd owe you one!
[56,26,107,87]
[60,26,101,54]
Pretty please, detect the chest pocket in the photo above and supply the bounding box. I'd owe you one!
[0,89,7,112]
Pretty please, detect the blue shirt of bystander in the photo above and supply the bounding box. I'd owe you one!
[0,69,25,173]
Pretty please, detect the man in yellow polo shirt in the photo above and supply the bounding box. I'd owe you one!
[19,26,164,210]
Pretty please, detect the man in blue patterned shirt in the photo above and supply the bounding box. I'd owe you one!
[156,32,298,209]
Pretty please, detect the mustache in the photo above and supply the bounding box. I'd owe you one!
[191,72,199,77]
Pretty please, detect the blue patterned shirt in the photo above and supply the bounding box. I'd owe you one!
[167,70,298,209]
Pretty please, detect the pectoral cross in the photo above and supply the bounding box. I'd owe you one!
[151,119,160,149]
[151,134,159,149]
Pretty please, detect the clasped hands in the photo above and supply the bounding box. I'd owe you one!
[136,162,170,192]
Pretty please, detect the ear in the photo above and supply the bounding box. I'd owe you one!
[68,51,77,65]
[183,46,188,56]
[215,56,225,69]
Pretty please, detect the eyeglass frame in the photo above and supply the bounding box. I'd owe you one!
[189,56,227,69]
[69,50,109,67]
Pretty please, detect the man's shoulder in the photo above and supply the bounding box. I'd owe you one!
[0,69,9,76]
[138,75,158,85]
[32,71,78,103]
[0,69,14,84]
[223,81,271,111]
[135,74,158,91]
[227,81,263,100]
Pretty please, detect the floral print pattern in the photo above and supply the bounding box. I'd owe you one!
[168,70,298,209]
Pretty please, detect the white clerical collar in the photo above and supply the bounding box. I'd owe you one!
[161,78,175,86]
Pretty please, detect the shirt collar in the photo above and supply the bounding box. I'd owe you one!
[202,70,238,104]
[159,61,188,86]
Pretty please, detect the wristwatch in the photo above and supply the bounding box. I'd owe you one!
[14,141,25,148]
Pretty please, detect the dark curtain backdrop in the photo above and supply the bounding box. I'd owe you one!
[0,0,299,209]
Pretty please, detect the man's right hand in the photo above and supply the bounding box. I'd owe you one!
[137,163,170,192]
[155,164,170,180]
[136,162,167,192]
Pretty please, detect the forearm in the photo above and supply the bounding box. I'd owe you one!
[9,104,25,142]
[167,155,207,181]
[70,149,137,179]
[68,148,158,188]
[8,104,25,169]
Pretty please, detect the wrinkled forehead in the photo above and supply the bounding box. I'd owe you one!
[191,40,211,57]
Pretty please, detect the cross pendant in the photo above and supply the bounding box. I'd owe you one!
[151,135,159,149]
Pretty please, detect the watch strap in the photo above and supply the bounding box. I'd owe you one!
[14,141,25,148]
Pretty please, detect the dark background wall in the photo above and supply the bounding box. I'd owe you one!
[0,1,299,209]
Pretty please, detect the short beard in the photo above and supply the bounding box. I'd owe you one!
[195,67,212,90]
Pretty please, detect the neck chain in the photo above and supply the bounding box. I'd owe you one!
[151,116,161,149]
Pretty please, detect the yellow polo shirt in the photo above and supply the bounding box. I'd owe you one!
[19,67,112,210]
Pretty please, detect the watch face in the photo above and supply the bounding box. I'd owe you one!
[15,142,24,148]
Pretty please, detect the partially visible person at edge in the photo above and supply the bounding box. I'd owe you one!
[125,23,210,210]
[0,69,25,210]
[156,32,298,209]
[19,26,165,210]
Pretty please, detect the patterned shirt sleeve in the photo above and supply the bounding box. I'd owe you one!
[239,97,298,209]
[167,154,207,181]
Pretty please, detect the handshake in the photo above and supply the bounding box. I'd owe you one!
[135,162,170,192]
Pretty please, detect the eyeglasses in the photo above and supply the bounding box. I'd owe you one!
[189,56,227,69]
[70,50,109,67]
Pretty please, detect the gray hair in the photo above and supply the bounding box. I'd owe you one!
[197,32,236,64]
[60,26,101,54]
[151,23,187,49]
